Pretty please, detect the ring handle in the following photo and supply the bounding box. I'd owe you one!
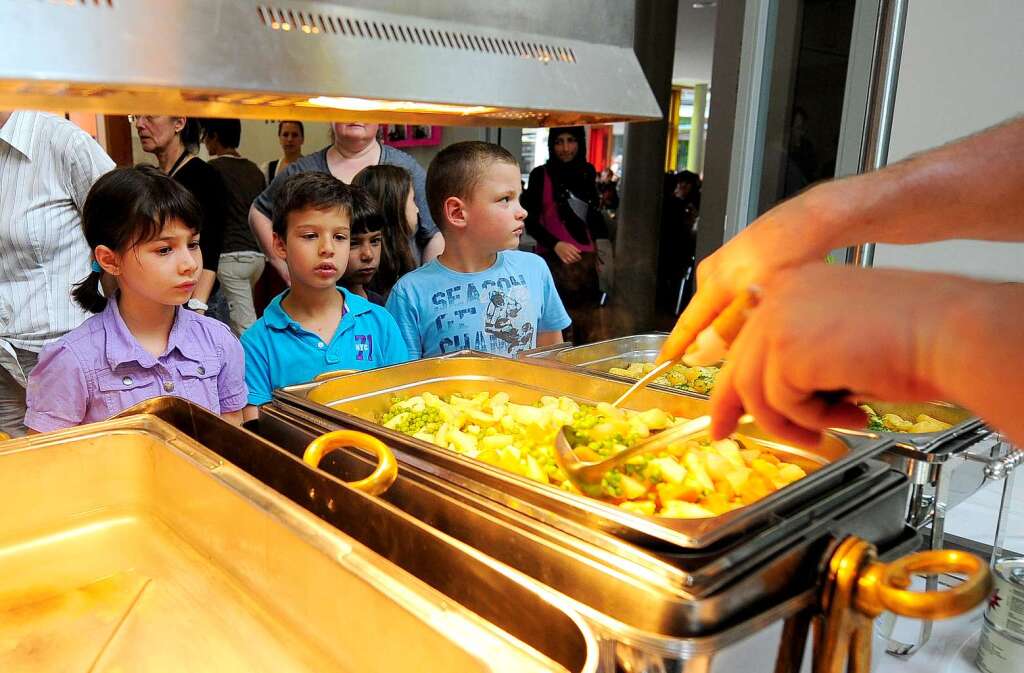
[855,549,992,619]
[303,430,398,496]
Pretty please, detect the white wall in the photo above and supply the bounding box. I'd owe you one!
[672,3,716,84]
[873,1,1024,281]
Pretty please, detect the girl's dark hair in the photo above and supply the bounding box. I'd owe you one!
[72,165,203,314]
[352,165,417,292]
[349,188,385,236]
[278,120,304,137]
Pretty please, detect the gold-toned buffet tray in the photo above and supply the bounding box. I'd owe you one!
[0,415,594,673]
[274,352,894,549]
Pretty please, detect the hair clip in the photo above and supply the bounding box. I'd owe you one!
[91,260,102,273]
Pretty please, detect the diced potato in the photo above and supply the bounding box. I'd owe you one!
[704,451,732,481]
[620,474,648,500]
[882,413,913,431]
[740,448,762,465]
[619,500,657,516]
[701,492,732,516]
[650,457,687,484]
[657,481,700,504]
[776,463,807,485]
[723,466,752,494]
[751,458,779,481]
[910,414,952,433]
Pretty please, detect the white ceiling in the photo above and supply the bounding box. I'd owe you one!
[672,1,717,85]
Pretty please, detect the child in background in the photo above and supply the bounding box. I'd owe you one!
[351,165,418,298]
[339,197,387,306]
[241,173,407,419]
[386,141,570,358]
[26,166,247,431]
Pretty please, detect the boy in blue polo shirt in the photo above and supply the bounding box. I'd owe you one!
[241,173,407,418]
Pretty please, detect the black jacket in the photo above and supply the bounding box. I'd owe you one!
[522,162,608,251]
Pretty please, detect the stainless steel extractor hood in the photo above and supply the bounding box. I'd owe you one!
[0,0,662,127]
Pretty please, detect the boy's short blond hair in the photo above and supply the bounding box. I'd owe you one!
[425,141,519,228]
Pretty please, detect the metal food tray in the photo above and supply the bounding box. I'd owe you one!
[273,352,894,550]
[524,334,985,452]
[1,413,595,673]
[261,400,909,601]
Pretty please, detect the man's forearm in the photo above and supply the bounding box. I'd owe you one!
[933,279,1024,446]
[816,116,1024,251]
[192,269,216,305]
[248,205,275,257]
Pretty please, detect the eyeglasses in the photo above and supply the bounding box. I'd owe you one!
[127,114,159,125]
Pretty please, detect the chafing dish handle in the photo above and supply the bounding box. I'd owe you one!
[303,430,399,496]
[979,444,1024,480]
[814,537,991,673]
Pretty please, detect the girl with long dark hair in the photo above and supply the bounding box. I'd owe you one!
[351,165,419,298]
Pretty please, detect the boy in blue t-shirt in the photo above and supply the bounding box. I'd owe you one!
[241,173,407,418]
[386,142,570,358]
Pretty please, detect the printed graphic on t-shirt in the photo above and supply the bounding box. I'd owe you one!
[354,334,374,361]
[484,290,534,353]
[431,273,536,355]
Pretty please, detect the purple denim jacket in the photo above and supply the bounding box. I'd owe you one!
[26,298,247,432]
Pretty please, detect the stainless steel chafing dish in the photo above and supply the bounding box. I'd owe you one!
[521,334,1024,656]
[0,412,597,673]
[522,335,1022,516]
[118,398,989,673]
[271,353,895,551]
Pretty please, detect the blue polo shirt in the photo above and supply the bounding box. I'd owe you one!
[241,287,408,405]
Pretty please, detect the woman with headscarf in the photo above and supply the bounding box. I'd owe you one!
[522,126,609,345]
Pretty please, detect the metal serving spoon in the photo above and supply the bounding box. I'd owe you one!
[553,414,755,489]
[610,288,760,409]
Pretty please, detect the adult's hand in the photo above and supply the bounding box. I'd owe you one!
[659,186,842,363]
[554,241,583,265]
[660,116,1024,365]
[708,264,982,447]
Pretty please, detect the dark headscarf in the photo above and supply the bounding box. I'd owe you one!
[545,126,599,231]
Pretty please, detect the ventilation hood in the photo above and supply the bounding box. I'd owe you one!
[0,0,662,127]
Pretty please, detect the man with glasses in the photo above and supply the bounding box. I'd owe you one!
[0,110,114,436]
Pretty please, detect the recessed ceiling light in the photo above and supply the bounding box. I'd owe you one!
[693,1,717,7]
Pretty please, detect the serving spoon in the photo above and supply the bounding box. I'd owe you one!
[553,414,755,490]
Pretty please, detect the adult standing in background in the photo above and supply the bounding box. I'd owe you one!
[0,110,114,436]
[201,118,268,336]
[249,122,443,284]
[262,120,304,184]
[522,126,610,345]
[133,114,226,317]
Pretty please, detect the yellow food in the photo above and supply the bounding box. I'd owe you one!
[609,362,720,394]
[379,392,807,518]
[860,405,953,433]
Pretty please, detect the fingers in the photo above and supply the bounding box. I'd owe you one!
[709,316,824,448]
[657,277,732,364]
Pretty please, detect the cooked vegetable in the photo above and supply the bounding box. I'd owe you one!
[609,362,720,394]
[379,392,807,518]
[860,405,953,433]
